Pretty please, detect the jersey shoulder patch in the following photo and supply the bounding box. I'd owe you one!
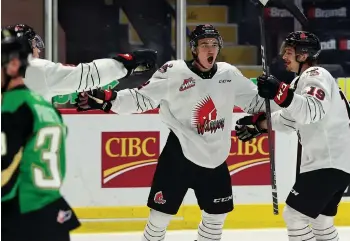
[303,66,330,78]
[305,67,320,77]
[157,60,181,73]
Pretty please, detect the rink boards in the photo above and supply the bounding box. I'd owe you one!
[59,109,350,233]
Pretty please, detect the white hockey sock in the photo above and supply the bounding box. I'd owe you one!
[311,215,339,241]
[142,209,172,241]
[313,226,338,241]
[288,226,315,241]
[283,205,316,241]
[197,211,227,241]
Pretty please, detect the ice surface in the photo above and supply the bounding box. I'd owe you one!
[71,227,350,241]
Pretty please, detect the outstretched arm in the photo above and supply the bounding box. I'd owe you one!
[76,61,172,114]
[25,50,157,101]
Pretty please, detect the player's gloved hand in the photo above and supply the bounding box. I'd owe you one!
[75,88,117,113]
[113,49,157,76]
[235,112,267,142]
[257,74,294,107]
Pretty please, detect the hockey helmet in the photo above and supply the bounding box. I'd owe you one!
[280,31,321,61]
[1,28,32,66]
[6,24,45,51]
[189,24,223,51]
[2,28,32,92]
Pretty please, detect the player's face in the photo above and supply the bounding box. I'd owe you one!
[1,58,20,92]
[195,38,219,69]
[282,47,298,72]
[282,46,308,73]
[6,58,21,77]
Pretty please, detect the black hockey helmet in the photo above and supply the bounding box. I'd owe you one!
[189,24,223,51]
[6,24,45,51]
[2,28,32,92]
[2,28,32,66]
[280,31,321,61]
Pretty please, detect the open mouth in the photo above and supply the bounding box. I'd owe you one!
[207,56,214,64]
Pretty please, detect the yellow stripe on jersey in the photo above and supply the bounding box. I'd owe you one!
[1,147,23,187]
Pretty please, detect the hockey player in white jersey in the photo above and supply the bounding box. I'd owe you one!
[5,24,157,101]
[75,24,272,241]
[235,31,350,241]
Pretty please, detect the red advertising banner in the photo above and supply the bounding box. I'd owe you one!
[101,131,273,188]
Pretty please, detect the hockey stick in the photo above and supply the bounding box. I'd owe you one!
[274,0,309,181]
[252,0,309,215]
[254,0,279,215]
[278,0,309,30]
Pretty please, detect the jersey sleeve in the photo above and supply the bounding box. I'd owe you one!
[285,68,332,125]
[271,109,297,133]
[230,66,281,113]
[111,63,170,114]
[25,58,128,99]
[1,104,33,199]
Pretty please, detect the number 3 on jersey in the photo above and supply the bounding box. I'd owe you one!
[33,126,62,189]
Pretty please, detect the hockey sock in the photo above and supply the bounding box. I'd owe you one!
[311,215,339,241]
[283,205,316,241]
[142,209,172,241]
[197,210,227,241]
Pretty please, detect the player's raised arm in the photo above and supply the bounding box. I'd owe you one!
[26,50,157,100]
[26,57,127,96]
[76,61,173,114]
[6,24,156,101]
[258,67,332,125]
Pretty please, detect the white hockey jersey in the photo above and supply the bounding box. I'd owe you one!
[111,60,274,168]
[271,66,350,174]
[24,58,128,101]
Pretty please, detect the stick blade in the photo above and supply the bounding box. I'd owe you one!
[259,0,270,6]
[277,0,309,28]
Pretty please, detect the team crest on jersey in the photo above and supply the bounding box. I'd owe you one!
[179,77,196,91]
[192,95,225,135]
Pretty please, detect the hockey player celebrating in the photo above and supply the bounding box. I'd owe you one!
[5,24,157,101]
[235,31,350,241]
[75,24,276,241]
[1,28,80,241]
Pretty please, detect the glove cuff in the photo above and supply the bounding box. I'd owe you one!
[274,82,294,108]
[251,112,267,133]
[113,54,136,76]
[101,90,117,113]
[103,90,117,101]
[101,101,113,113]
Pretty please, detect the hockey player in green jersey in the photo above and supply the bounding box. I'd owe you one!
[1,29,80,241]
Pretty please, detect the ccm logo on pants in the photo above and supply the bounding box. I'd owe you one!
[213,195,233,203]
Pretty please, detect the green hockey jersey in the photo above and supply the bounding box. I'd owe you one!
[1,86,67,213]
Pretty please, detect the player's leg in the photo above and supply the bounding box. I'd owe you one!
[311,170,350,241]
[143,131,192,241]
[284,169,349,241]
[193,161,233,241]
[1,198,22,241]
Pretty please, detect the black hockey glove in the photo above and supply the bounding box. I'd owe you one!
[75,88,117,113]
[113,49,157,76]
[235,112,267,142]
[257,74,294,108]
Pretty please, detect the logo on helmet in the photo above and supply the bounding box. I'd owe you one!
[300,32,307,39]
